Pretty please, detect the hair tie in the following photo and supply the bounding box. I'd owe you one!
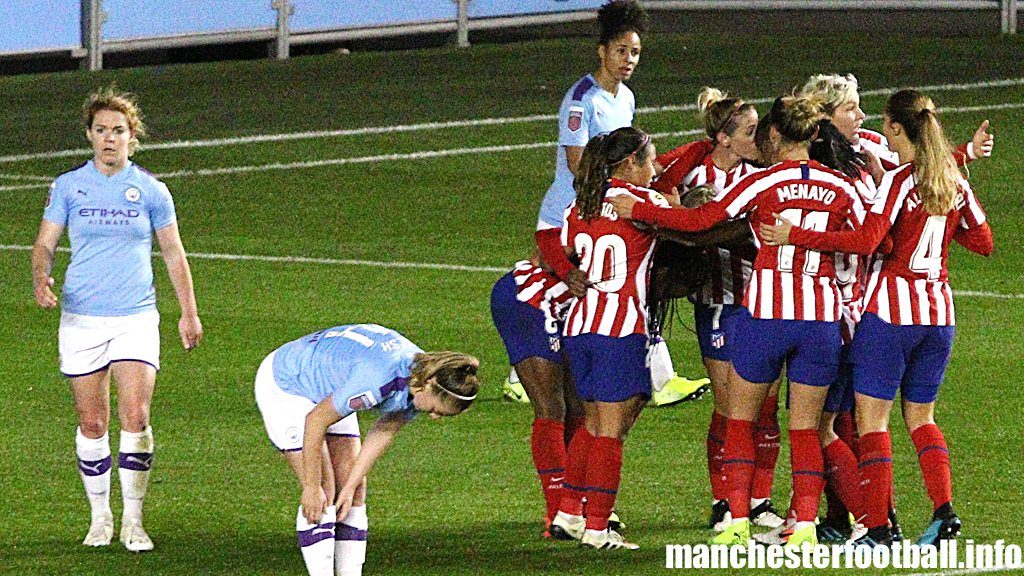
[435,383,477,402]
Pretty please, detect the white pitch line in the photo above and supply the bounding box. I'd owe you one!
[0,173,52,181]
[0,245,1020,297]
[3,99,1017,191]
[906,566,1024,576]
[1,76,1022,164]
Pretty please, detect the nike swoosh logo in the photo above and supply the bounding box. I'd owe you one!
[764,433,781,440]
[551,477,564,483]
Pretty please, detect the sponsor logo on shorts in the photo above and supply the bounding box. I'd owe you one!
[285,426,301,444]
[347,392,378,411]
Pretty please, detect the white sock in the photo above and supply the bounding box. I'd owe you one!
[76,427,112,519]
[119,427,154,522]
[647,337,675,391]
[750,497,768,510]
[297,505,336,576]
[335,505,367,576]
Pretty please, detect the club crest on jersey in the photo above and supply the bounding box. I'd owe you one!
[711,331,725,349]
[567,106,584,132]
[347,392,378,411]
[124,187,141,202]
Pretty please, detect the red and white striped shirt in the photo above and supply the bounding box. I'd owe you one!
[857,128,974,171]
[682,156,760,306]
[511,260,573,333]
[632,160,869,322]
[836,173,879,342]
[787,163,992,326]
[561,179,669,338]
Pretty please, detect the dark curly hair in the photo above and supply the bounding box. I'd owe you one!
[597,0,650,45]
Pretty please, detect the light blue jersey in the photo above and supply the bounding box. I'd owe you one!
[537,74,634,230]
[272,324,424,419]
[43,161,176,316]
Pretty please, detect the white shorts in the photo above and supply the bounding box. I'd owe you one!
[254,350,360,452]
[58,310,161,377]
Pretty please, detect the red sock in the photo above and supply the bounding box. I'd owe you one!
[824,438,863,520]
[558,427,593,517]
[707,411,727,501]
[858,431,893,529]
[583,436,623,531]
[789,428,825,523]
[723,419,755,519]
[752,394,780,500]
[911,424,952,512]
[531,418,566,521]
[834,411,858,456]
[565,417,585,449]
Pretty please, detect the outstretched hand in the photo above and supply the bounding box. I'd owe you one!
[972,120,993,159]
[608,195,638,220]
[759,213,795,246]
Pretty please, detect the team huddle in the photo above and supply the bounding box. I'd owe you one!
[30,0,998,574]
[490,0,994,555]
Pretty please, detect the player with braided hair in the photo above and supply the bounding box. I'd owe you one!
[254,324,479,576]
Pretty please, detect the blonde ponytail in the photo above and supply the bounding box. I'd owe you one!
[886,91,960,216]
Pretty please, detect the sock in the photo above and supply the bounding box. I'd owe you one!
[789,429,826,523]
[297,505,335,576]
[911,424,953,513]
[531,418,566,522]
[752,393,780,500]
[558,427,593,517]
[335,505,367,576]
[76,428,112,519]
[119,427,154,522]
[858,431,893,530]
[707,411,727,501]
[823,438,862,521]
[722,419,755,520]
[564,417,585,449]
[583,436,623,531]
[834,411,858,456]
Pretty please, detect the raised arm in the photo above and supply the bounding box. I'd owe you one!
[613,195,730,233]
[155,223,203,350]
[31,220,64,308]
[334,411,409,519]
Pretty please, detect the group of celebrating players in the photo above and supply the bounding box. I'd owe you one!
[490,0,995,552]
[31,1,999,574]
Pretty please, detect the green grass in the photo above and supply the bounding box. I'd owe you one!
[1,32,1023,575]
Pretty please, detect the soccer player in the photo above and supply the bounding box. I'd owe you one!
[490,255,580,533]
[760,90,993,547]
[255,324,479,576]
[548,127,665,550]
[654,88,785,531]
[31,86,203,552]
[523,0,707,407]
[610,94,872,547]
[798,73,994,185]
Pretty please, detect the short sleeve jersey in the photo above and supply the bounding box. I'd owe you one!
[271,324,424,419]
[537,75,635,230]
[42,161,177,316]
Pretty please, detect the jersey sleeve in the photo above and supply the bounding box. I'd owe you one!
[631,195,728,232]
[956,180,987,229]
[42,177,70,225]
[652,140,714,194]
[149,182,177,230]
[558,94,593,148]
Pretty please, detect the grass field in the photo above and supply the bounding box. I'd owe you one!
[1,31,1023,575]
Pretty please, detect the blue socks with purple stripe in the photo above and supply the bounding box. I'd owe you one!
[336,505,367,576]
[297,505,336,576]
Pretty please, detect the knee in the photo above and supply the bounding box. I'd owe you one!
[78,417,108,438]
[120,405,150,432]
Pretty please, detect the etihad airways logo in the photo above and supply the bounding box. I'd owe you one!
[78,208,140,218]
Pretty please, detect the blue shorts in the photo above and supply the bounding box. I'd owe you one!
[824,344,854,413]
[851,313,954,404]
[694,303,744,362]
[490,272,563,366]
[563,333,651,403]
[731,307,841,387]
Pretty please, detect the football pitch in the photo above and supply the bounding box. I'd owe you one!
[1,31,1023,575]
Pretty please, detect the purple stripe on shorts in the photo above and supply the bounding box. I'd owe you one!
[110,359,159,372]
[118,452,153,471]
[62,363,111,379]
[78,456,112,477]
[326,433,360,438]
[297,522,335,547]
[335,524,368,541]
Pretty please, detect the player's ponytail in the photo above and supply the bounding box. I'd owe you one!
[698,87,754,141]
[886,90,959,216]
[410,351,480,413]
[574,127,652,220]
[773,94,825,144]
